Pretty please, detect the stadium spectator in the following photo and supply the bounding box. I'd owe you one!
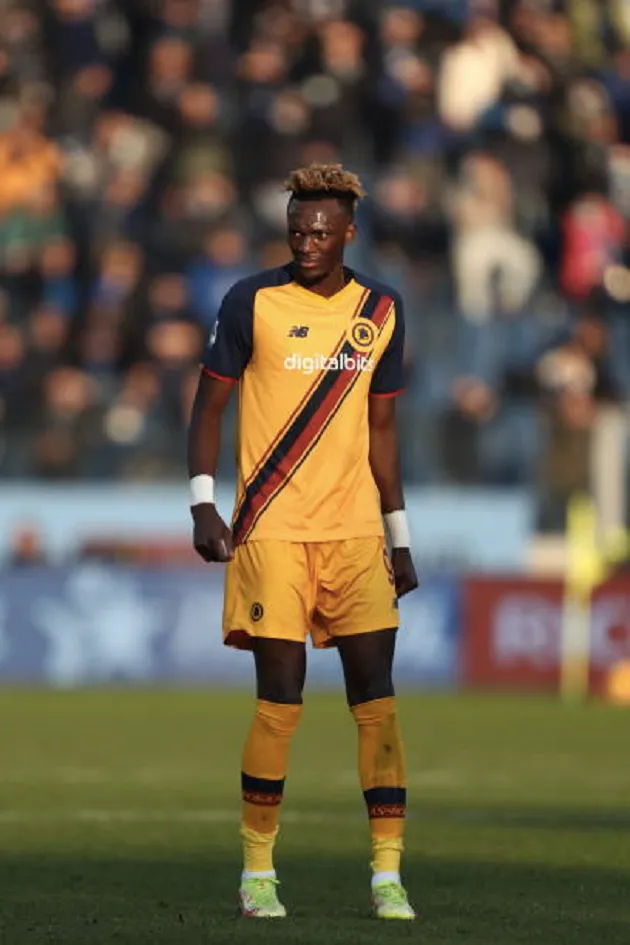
[535,310,620,530]
[5,521,47,567]
[0,0,626,527]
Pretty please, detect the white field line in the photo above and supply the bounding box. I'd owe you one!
[0,767,465,787]
[0,809,349,825]
[1,766,628,792]
[1,808,630,826]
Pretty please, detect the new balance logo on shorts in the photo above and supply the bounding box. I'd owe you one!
[284,352,374,375]
[288,325,309,338]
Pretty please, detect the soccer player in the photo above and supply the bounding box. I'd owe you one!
[187,164,419,920]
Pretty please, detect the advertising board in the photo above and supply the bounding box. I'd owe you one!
[0,565,461,688]
[462,577,630,693]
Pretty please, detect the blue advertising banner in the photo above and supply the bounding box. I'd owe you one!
[0,566,461,688]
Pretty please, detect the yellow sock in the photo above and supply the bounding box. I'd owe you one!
[241,700,302,874]
[351,696,407,878]
[371,835,404,876]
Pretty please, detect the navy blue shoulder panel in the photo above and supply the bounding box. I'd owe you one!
[230,265,294,299]
[203,267,292,380]
[351,270,402,308]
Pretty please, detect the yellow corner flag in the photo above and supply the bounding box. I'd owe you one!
[562,493,630,703]
[565,494,606,601]
[561,493,605,703]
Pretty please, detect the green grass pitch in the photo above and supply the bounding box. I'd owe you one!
[0,689,629,944]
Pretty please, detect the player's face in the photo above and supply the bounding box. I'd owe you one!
[287,199,356,284]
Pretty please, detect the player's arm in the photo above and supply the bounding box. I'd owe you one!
[368,296,418,598]
[187,285,253,563]
[188,373,235,561]
[368,396,404,514]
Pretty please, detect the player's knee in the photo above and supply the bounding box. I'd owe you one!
[339,628,397,707]
[257,681,304,705]
[346,674,394,708]
[256,665,304,706]
[254,639,305,705]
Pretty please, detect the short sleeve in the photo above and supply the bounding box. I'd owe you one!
[370,295,405,396]
[202,283,254,381]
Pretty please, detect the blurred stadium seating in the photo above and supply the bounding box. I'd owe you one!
[0,0,628,538]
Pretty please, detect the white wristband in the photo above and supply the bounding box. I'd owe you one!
[384,510,411,549]
[190,474,215,506]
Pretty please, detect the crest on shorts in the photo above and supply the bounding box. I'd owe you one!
[383,548,395,586]
[250,602,264,622]
[349,320,376,351]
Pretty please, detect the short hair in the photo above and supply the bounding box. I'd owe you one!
[285,163,366,217]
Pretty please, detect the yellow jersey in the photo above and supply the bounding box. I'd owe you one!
[203,264,405,544]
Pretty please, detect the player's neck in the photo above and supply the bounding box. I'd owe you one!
[294,265,349,299]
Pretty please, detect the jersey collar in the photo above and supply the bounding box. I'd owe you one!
[285,264,356,305]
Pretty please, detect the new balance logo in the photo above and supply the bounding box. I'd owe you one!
[288,325,309,338]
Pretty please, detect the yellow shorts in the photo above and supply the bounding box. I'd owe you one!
[223,537,399,650]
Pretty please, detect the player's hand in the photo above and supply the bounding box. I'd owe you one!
[391,548,418,598]
[191,503,234,563]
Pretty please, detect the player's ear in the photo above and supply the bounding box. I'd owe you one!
[344,222,357,245]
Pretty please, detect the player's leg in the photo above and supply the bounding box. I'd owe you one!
[314,538,414,918]
[240,638,305,901]
[337,628,415,919]
[223,540,312,917]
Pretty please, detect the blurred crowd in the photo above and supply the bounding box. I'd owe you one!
[0,0,630,528]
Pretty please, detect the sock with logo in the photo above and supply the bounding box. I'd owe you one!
[351,696,407,881]
[240,699,302,877]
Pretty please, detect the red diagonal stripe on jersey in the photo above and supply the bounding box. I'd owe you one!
[235,294,394,543]
[231,289,369,520]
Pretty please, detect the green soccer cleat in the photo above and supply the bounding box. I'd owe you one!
[372,881,417,920]
[239,877,287,918]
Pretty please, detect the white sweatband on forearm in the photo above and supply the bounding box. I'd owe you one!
[384,510,411,549]
[190,474,215,506]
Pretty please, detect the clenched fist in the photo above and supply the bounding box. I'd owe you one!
[191,503,234,563]
[391,547,418,598]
